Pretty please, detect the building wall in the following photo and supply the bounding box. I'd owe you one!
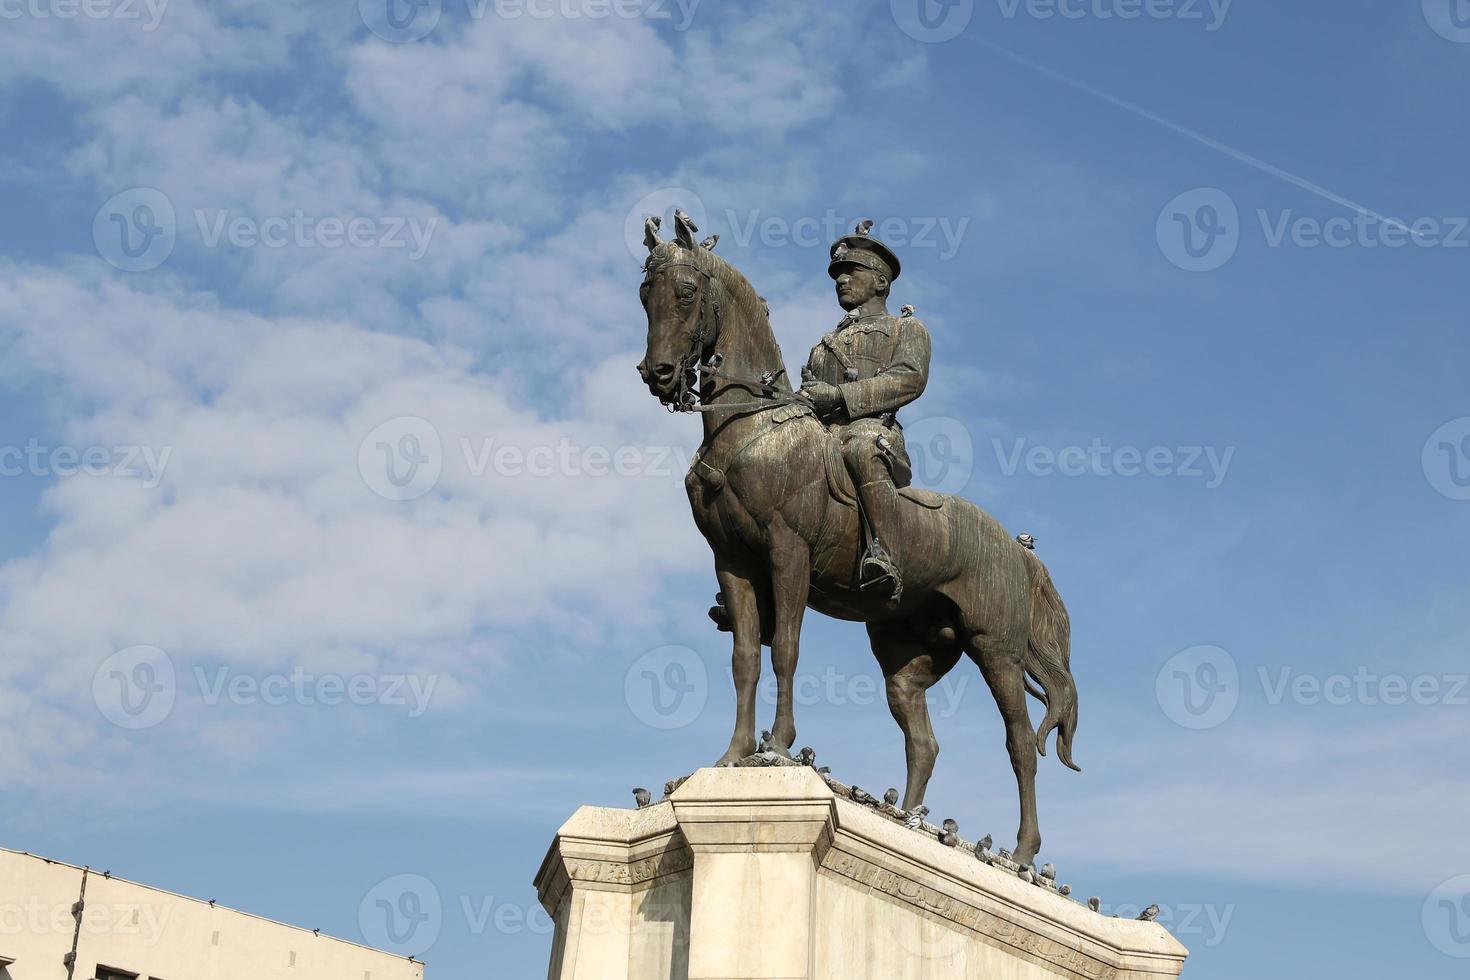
[0,849,423,980]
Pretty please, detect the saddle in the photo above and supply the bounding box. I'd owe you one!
[821,440,945,510]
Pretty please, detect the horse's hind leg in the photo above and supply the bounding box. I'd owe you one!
[970,636,1042,866]
[869,621,961,811]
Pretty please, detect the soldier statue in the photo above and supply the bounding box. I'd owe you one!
[797,221,931,604]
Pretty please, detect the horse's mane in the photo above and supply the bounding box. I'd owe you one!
[645,241,772,338]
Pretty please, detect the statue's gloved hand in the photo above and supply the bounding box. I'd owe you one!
[799,380,843,415]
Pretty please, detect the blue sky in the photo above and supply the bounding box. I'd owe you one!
[1,0,1468,977]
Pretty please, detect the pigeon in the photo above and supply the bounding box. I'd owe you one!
[1040,864,1057,881]
[797,746,816,767]
[903,804,929,830]
[940,819,960,846]
[633,787,651,808]
[816,766,832,776]
[884,788,900,806]
[1059,884,1073,897]
[700,234,719,251]
[758,729,775,753]
[313,929,320,936]
[855,219,875,236]
[900,304,915,317]
[643,215,662,251]
[1088,897,1101,913]
[1016,533,1037,550]
[849,785,879,806]
[1138,904,1161,922]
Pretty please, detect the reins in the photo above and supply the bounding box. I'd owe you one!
[658,258,802,416]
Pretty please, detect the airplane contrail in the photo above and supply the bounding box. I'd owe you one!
[964,35,1423,237]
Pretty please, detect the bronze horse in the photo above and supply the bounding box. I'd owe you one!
[635,211,1079,865]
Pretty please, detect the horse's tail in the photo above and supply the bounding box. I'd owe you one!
[1021,548,1080,771]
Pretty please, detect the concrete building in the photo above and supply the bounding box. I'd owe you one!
[0,848,422,980]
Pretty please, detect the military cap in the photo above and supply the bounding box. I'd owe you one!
[828,219,901,282]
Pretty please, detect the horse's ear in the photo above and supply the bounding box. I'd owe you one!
[674,208,699,248]
[643,215,663,252]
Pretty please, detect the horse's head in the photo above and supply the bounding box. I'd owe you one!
[636,209,725,407]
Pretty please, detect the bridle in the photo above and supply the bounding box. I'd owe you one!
[652,258,798,415]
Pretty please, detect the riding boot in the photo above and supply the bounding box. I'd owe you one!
[858,477,903,604]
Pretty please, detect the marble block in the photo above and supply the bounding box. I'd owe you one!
[534,766,1188,980]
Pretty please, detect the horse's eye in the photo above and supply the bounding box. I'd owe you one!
[676,283,697,300]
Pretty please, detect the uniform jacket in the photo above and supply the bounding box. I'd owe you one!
[803,311,932,423]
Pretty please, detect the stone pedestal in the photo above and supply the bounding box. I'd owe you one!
[534,766,1188,980]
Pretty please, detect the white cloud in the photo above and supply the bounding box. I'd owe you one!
[0,264,702,789]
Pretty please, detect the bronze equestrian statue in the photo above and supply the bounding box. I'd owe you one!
[636,209,1079,867]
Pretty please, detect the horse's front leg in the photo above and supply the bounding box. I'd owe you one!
[713,563,763,767]
[767,521,812,756]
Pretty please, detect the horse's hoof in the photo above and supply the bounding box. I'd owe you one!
[714,746,751,767]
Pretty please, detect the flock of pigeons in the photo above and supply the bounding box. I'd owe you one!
[632,742,1161,923]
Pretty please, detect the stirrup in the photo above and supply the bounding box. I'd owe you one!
[860,542,902,603]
